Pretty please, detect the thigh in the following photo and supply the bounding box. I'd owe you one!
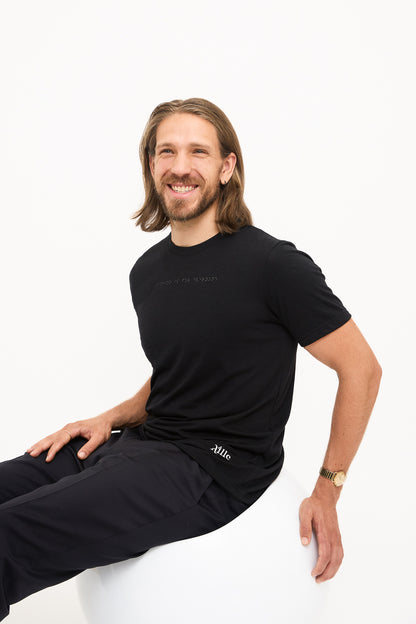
[0,441,83,505]
[0,433,232,570]
[0,433,250,616]
[0,431,127,505]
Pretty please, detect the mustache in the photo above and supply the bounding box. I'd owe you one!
[162,176,201,186]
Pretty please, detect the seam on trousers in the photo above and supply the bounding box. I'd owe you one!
[25,494,217,568]
[0,454,126,512]
[1,454,216,554]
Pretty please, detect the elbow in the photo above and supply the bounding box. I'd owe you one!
[371,356,383,384]
[337,353,382,388]
[366,355,382,397]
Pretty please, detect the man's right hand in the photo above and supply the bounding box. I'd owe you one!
[26,413,114,463]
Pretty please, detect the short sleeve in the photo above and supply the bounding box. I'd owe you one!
[264,241,352,347]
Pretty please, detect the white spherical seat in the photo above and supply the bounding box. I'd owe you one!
[77,470,329,624]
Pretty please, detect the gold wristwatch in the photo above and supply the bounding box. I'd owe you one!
[319,466,347,487]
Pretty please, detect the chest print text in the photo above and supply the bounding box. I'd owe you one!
[155,275,218,288]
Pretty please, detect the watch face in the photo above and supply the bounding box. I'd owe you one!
[334,471,346,487]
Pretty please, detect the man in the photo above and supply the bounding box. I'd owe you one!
[0,98,381,620]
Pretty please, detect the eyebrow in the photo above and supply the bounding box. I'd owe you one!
[156,142,211,151]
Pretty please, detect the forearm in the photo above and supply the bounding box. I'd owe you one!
[300,319,381,582]
[313,364,382,504]
[103,376,152,430]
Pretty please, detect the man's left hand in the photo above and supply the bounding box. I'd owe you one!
[298,492,344,583]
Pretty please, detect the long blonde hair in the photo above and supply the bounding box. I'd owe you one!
[131,98,253,234]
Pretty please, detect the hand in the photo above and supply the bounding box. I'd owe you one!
[26,414,113,463]
[299,491,344,583]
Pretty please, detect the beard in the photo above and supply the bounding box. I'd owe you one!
[155,177,222,223]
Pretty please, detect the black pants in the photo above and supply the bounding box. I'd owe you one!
[0,426,250,621]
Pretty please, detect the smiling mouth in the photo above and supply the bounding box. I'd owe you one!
[168,184,198,195]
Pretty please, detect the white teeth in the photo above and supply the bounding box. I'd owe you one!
[171,185,196,193]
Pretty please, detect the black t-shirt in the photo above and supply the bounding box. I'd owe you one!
[129,224,351,504]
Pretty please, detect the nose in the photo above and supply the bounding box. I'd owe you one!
[169,151,192,178]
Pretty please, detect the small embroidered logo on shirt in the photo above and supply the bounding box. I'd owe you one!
[210,444,231,461]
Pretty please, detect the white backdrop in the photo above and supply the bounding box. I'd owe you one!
[0,1,414,623]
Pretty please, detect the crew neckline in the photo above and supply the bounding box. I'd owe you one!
[167,231,224,255]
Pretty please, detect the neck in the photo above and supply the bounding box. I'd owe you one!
[169,207,219,248]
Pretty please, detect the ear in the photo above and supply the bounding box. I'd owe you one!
[149,154,155,177]
[221,152,237,182]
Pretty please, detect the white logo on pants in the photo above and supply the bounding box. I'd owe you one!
[210,444,231,461]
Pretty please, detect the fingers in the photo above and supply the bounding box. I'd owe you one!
[75,418,112,460]
[26,416,112,463]
[26,438,52,457]
[44,435,70,462]
[299,496,344,583]
[26,427,75,462]
[311,521,344,583]
[76,436,104,460]
[313,539,344,583]
[299,498,313,546]
[311,530,331,579]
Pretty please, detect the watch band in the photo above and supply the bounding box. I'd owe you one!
[319,466,346,487]
[320,467,336,481]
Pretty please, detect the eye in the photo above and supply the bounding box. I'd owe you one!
[194,149,207,154]
[160,148,173,154]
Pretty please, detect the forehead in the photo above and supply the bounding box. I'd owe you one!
[155,113,220,150]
